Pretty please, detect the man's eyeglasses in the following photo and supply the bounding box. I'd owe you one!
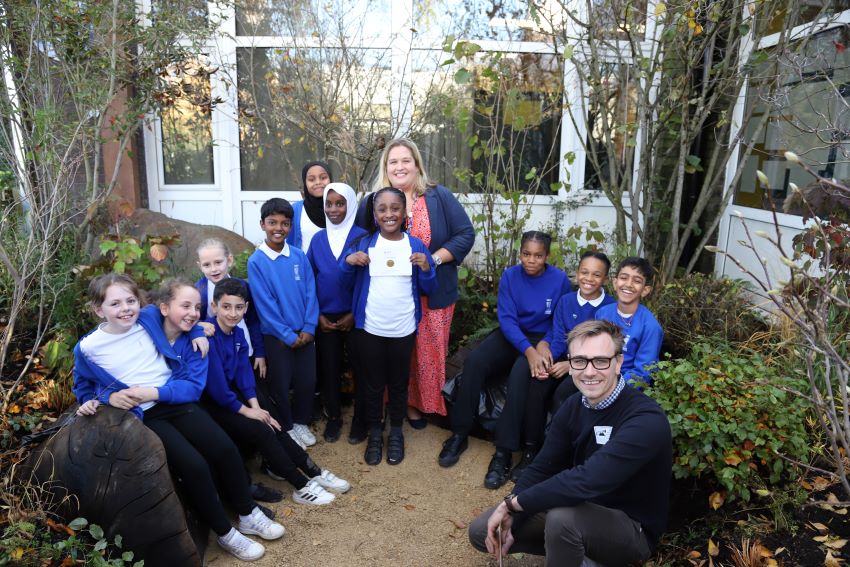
[567,355,619,370]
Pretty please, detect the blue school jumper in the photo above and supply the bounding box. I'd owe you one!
[72,305,208,420]
[247,243,319,347]
[195,276,266,359]
[307,226,367,315]
[497,264,572,353]
[543,290,617,361]
[203,318,255,413]
[340,232,438,330]
[595,303,664,384]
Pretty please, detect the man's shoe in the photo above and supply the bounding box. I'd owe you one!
[438,434,468,468]
[510,444,538,482]
[484,450,513,490]
[364,431,383,465]
[324,418,342,443]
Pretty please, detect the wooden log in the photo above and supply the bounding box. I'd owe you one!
[23,406,203,567]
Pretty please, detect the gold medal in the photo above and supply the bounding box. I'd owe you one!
[386,259,395,267]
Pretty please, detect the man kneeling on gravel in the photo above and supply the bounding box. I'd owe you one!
[468,319,672,566]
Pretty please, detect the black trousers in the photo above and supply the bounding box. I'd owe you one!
[144,403,254,536]
[451,329,543,452]
[263,335,316,428]
[203,401,317,490]
[316,313,351,421]
[524,377,577,447]
[350,329,416,429]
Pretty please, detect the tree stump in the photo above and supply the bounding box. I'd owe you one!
[23,406,203,567]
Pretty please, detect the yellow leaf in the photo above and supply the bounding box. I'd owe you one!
[724,453,742,466]
[9,404,20,414]
[708,491,725,510]
[766,560,778,567]
[815,535,830,543]
[708,538,719,556]
[811,522,829,534]
[12,548,23,560]
[825,539,848,550]
[257,146,264,159]
[694,23,703,35]
[688,18,696,29]
[825,550,841,567]
[654,2,666,16]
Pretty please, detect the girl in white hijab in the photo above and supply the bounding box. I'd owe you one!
[306,183,367,442]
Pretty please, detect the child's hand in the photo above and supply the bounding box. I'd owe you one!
[536,343,553,367]
[410,252,430,271]
[547,361,570,380]
[318,314,338,333]
[337,312,354,332]
[192,336,210,358]
[198,321,216,337]
[525,347,549,380]
[108,389,141,410]
[346,251,370,266]
[240,406,282,431]
[297,331,314,347]
[76,399,100,416]
[254,357,267,379]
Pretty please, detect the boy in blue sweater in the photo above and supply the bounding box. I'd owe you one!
[201,278,350,506]
[247,198,320,450]
[594,256,663,384]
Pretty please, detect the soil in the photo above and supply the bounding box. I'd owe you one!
[205,407,541,567]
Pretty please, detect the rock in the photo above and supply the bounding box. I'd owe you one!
[120,209,255,276]
[22,406,203,567]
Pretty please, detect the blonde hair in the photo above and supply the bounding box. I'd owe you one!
[371,138,434,195]
[196,237,231,258]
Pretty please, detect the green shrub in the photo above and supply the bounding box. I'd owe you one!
[647,341,811,503]
[449,268,498,353]
[646,274,768,359]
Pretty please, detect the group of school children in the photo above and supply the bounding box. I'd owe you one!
[71,154,664,562]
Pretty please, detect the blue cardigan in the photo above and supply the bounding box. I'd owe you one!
[307,226,368,315]
[195,276,266,358]
[355,185,473,309]
[203,317,256,414]
[340,232,438,331]
[72,305,208,420]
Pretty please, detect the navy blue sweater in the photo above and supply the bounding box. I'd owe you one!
[307,226,367,315]
[543,291,616,361]
[203,318,256,414]
[595,303,663,384]
[355,185,474,308]
[514,385,672,551]
[195,275,266,358]
[497,264,571,353]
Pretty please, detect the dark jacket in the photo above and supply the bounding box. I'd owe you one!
[356,184,474,309]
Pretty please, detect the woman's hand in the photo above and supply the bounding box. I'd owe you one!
[346,251,370,266]
[410,252,431,271]
[76,399,100,416]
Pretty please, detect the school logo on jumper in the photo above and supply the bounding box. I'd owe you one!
[594,426,613,445]
[294,264,301,281]
[623,336,631,352]
[545,298,553,315]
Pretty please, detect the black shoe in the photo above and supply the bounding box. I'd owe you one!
[348,419,368,445]
[324,418,342,443]
[387,432,405,465]
[484,450,513,490]
[251,482,283,503]
[364,431,383,465]
[256,503,276,520]
[407,417,428,430]
[438,434,468,468]
[510,444,538,482]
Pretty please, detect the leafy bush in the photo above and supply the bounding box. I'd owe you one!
[449,269,498,353]
[647,341,811,503]
[646,273,768,359]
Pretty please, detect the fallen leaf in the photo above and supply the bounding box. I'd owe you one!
[801,479,814,490]
[282,507,294,517]
[811,522,830,534]
[708,491,725,510]
[450,518,467,529]
[815,535,830,543]
[775,547,787,555]
[312,540,321,546]
[814,476,831,491]
[688,550,702,559]
[766,560,778,567]
[708,538,719,556]
[825,550,841,567]
[825,539,848,550]
[403,504,415,511]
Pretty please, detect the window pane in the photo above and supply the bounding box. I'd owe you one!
[764,2,850,36]
[160,61,215,185]
[736,26,850,210]
[588,0,647,40]
[582,64,637,192]
[237,47,392,191]
[235,0,391,45]
[411,50,563,194]
[413,0,551,43]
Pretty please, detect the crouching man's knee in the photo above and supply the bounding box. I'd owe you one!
[468,506,497,553]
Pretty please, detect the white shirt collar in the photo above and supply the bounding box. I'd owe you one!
[259,240,290,260]
[577,288,607,307]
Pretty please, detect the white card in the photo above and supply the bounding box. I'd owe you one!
[368,245,412,276]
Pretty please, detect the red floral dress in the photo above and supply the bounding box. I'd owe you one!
[408,196,454,415]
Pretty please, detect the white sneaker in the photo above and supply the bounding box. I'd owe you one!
[218,528,265,561]
[312,469,351,493]
[293,479,335,505]
[238,507,286,540]
[287,428,307,450]
[293,423,317,447]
